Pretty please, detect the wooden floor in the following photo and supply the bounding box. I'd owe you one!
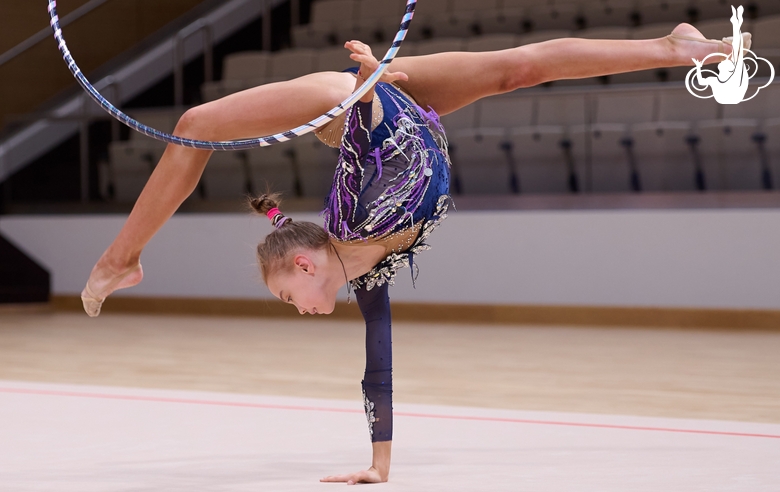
[2,310,779,424]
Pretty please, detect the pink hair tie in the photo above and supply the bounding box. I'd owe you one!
[266,207,281,221]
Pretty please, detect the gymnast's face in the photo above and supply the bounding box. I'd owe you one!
[266,250,338,315]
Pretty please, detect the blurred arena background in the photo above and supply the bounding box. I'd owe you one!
[1,1,779,489]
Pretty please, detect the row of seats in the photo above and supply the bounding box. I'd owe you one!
[105,109,339,202]
[293,0,780,47]
[440,83,780,130]
[203,15,780,100]
[107,135,338,203]
[448,116,780,194]
[104,82,780,201]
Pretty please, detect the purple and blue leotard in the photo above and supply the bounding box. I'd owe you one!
[321,67,452,442]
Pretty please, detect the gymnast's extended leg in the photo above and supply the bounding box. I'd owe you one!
[388,23,735,116]
[80,72,357,310]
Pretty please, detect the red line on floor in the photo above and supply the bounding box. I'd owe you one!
[2,386,779,440]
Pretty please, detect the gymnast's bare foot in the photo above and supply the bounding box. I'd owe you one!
[667,23,747,66]
[81,255,143,317]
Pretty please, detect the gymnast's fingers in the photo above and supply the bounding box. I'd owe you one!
[345,40,372,56]
[320,472,356,483]
[320,469,381,484]
[349,52,377,67]
[384,70,409,82]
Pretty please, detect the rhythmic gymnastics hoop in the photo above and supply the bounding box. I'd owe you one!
[47,0,416,150]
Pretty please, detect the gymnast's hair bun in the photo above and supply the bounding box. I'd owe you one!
[248,192,282,216]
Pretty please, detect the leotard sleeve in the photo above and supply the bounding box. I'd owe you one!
[356,280,393,442]
[340,99,373,170]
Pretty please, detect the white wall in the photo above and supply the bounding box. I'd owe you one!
[2,209,780,309]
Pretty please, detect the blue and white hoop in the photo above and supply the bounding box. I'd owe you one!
[47,0,416,150]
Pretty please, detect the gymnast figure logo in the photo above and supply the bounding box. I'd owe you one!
[686,5,775,104]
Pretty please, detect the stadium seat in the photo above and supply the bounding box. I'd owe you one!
[310,0,358,26]
[763,117,780,183]
[479,7,524,35]
[630,121,698,191]
[353,0,409,44]
[315,46,358,72]
[291,134,340,199]
[508,125,575,194]
[629,91,717,191]
[440,103,478,131]
[753,15,780,78]
[291,25,330,49]
[696,118,767,191]
[267,49,317,83]
[202,151,249,200]
[579,3,636,29]
[429,13,477,38]
[635,0,691,26]
[406,0,452,40]
[583,123,637,193]
[292,0,359,48]
[109,140,164,203]
[478,96,534,128]
[452,0,501,35]
[451,0,500,15]
[594,91,658,125]
[658,89,720,122]
[722,82,780,120]
[248,144,299,198]
[108,108,181,202]
[201,51,269,102]
[536,94,590,126]
[524,3,579,32]
[586,91,658,192]
[449,128,515,194]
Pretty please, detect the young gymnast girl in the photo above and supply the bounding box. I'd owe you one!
[80,24,747,484]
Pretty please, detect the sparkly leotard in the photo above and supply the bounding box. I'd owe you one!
[320,67,452,442]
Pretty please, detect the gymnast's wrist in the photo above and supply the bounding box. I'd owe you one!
[371,440,392,479]
[357,70,375,103]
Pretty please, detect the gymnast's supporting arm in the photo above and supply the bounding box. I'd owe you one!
[359,281,393,479]
[321,281,393,484]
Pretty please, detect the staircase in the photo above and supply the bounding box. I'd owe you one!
[0,0,207,132]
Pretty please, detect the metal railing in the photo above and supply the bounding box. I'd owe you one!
[174,19,214,107]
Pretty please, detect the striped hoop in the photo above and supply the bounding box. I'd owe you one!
[47,0,416,150]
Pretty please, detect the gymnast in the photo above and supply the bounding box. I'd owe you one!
[79,23,740,484]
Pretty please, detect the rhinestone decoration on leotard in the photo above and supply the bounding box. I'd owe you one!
[323,90,448,242]
[351,195,451,291]
[362,389,377,437]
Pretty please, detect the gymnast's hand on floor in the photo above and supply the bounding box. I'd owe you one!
[320,466,387,485]
[345,40,408,85]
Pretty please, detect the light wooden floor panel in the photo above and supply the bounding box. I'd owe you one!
[1,312,779,423]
